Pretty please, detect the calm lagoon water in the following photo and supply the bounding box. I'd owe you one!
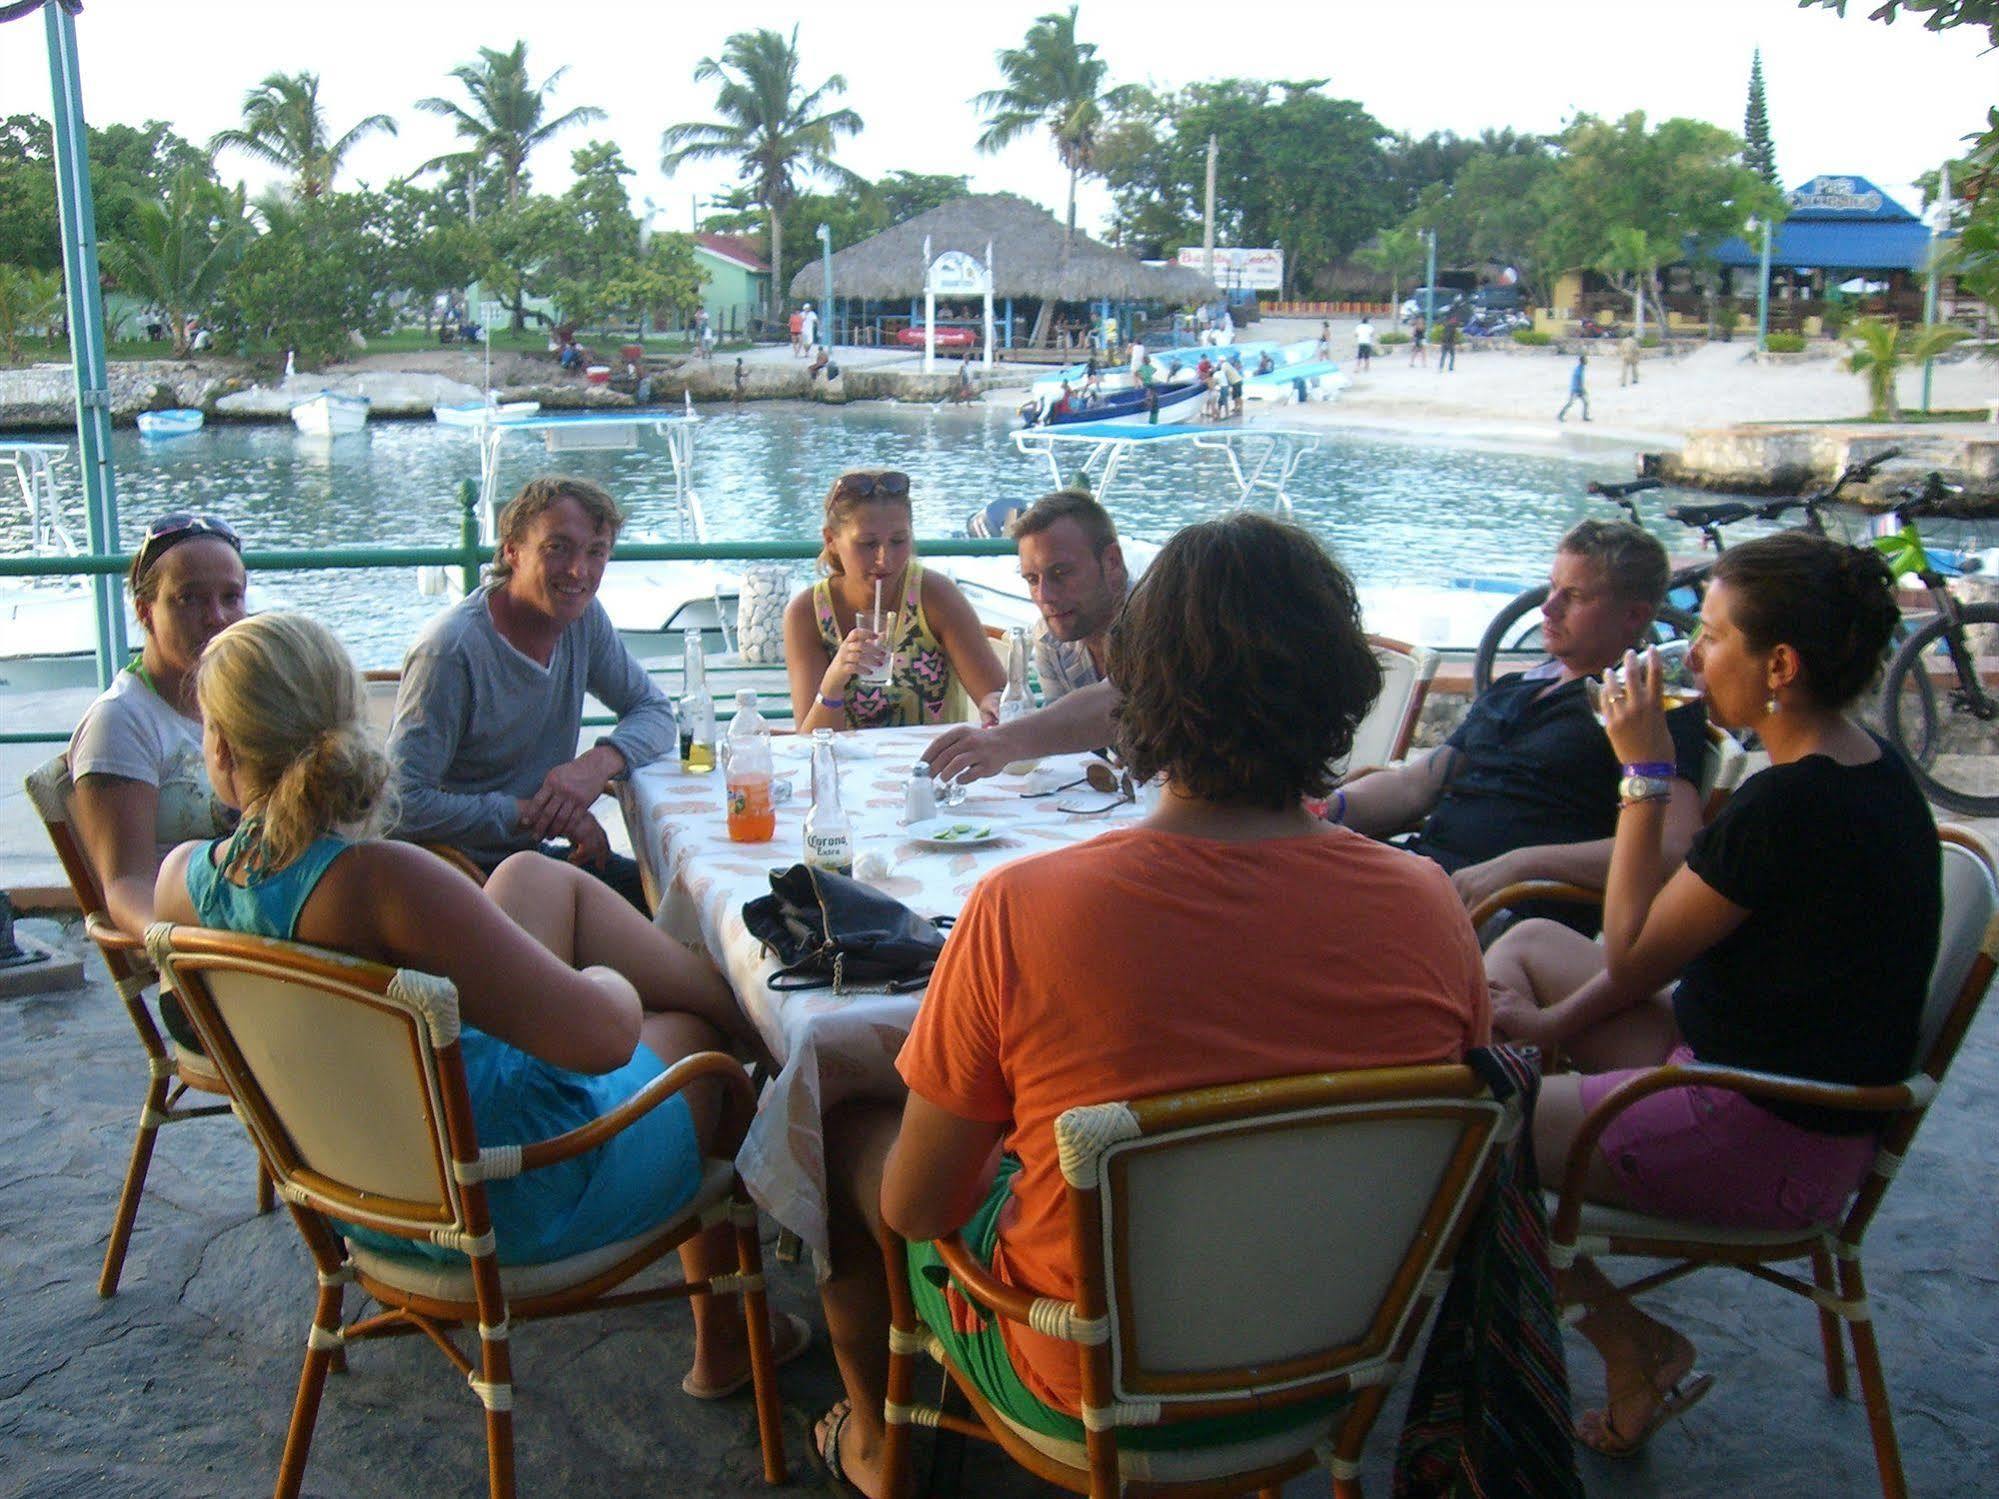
[7,403,1669,668]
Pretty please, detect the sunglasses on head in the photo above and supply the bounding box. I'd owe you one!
[836,471,911,501]
[134,513,242,580]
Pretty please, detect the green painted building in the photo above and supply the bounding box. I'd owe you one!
[693,234,770,339]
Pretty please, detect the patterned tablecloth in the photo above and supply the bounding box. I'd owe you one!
[620,725,1141,1265]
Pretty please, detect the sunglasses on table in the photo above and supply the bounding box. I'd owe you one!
[835,471,911,500]
[134,513,242,579]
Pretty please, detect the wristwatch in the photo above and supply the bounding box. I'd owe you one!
[1618,773,1673,804]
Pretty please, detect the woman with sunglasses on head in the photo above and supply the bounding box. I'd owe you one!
[784,469,1006,734]
[69,513,248,941]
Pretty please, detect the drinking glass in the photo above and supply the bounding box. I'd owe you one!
[1588,640,1703,723]
[857,608,896,685]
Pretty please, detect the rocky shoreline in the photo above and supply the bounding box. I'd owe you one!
[1646,421,1999,505]
[0,355,979,431]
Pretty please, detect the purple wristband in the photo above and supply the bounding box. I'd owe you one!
[1622,761,1674,778]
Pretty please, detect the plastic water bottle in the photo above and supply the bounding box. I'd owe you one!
[724,689,775,842]
[679,628,716,774]
[803,728,854,876]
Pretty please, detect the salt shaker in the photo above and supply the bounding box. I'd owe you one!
[905,760,939,824]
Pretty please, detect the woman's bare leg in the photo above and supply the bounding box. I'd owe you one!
[813,1099,904,1499]
[485,852,752,1045]
[1486,918,1680,1071]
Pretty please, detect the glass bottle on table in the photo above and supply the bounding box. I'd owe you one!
[679,627,716,774]
[998,625,1038,774]
[803,728,854,876]
[724,689,775,842]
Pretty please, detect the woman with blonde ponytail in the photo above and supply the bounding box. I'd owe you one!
[154,613,808,1395]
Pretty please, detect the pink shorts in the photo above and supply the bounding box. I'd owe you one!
[1579,1045,1878,1231]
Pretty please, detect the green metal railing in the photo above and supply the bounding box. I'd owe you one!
[1,480,1018,743]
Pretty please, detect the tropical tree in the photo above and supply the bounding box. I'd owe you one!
[661,26,863,329]
[0,264,62,361]
[416,42,604,213]
[1844,317,1971,419]
[99,170,250,356]
[973,4,1133,342]
[1594,225,1669,338]
[208,71,395,199]
[1743,49,1779,186]
[211,189,392,360]
[1357,227,1424,315]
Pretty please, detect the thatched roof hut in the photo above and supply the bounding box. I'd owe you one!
[786,192,1217,304]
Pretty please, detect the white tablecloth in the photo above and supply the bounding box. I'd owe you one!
[620,725,1141,1264]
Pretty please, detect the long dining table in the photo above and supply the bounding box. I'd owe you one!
[620,724,1144,1267]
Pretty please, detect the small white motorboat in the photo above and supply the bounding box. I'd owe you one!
[432,399,540,428]
[290,391,371,436]
[135,408,205,439]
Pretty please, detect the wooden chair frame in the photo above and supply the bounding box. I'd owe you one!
[878,1066,1519,1499]
[1544,827,1999,1499]
[23,752,272,1297]
[145,922,788,1498]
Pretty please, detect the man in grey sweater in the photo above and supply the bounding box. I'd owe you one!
[387,476,676,910]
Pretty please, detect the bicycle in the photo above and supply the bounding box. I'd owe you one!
[1471,452,1903,696]
[1877,471,1999,816]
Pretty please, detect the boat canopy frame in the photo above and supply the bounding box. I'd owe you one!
[1010,423,1324,517]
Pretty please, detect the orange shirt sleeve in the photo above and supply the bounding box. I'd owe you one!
[897,876,1014,1124]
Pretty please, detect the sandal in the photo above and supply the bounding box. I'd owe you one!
[812,1400,877,1498]
[1578,1368,1715,1458]
[681,1310,812,1400]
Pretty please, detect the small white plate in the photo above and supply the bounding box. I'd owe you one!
[906,816,1002,847]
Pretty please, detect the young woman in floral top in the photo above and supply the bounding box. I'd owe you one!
[784,469,1006,732]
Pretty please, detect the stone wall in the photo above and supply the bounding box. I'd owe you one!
[1650,423,1999,504]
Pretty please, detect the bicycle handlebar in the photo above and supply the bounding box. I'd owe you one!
[1586,478,1664,500]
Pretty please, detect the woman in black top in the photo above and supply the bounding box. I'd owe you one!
[1485,530,1938,1457]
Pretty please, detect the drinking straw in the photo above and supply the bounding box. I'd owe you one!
[874,577,883,619]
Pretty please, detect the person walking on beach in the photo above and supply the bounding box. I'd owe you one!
[1438,317,1459,373]
[1559,353,1592,422]
[1409,315,1428,367]
[800,302,819,355]
[788,307,805,357]
[733,357,747,403]
[1355,316,1375,371]
[1619,333,1641,387]
[1316,320,1334,359]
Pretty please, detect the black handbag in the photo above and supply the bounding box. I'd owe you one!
[742,863,953,994]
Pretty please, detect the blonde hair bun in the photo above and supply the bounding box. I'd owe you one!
[196,613,393,866]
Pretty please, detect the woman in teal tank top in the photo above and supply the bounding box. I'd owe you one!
[155,612,808,1399]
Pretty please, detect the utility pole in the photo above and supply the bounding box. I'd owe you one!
[1202,134,1218,308]
[1922,162,1951,414]
[1423,230,1437,327]
[1755,217,1773,354]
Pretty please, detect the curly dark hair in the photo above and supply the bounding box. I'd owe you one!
[1107,513,1381,809]
[1709,529,1900,709]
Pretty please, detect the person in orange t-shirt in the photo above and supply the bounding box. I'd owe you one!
[809,513,1490,1497]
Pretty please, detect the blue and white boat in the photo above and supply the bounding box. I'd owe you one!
[432,398,540,428]
[1022,379,1209,429]
[135,408,204,439]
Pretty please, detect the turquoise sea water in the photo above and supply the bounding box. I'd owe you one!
[6,403,1680,668]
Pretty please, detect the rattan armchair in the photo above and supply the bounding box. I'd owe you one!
[878,1065,1520,1498]
[144,921,789,1498]
[23,752,273,1296]
[1544,826,1999,1499]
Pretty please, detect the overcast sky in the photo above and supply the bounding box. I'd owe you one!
[5,0,1992,239]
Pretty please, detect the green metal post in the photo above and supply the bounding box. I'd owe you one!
[1921,163,1948,414]
[45,0,126,685]
[1423,230,1437,327]
[459,479,482,595]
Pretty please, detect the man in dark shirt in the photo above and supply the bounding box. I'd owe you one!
[1337,520,1705,918]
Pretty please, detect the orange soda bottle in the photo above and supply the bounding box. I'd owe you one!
[725,690,776,842]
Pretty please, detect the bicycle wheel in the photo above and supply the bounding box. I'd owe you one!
[1882,604,1999,817]
[1471,594,1699,697]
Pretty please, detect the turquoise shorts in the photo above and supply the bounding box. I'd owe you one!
[904,1159,1344,1450]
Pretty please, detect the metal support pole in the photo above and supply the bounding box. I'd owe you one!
[1424,231,1437,327]
[1922,163,1950,414]
[1756,219,1773,354]
[45,0,126,684]
[817,224,833,346]
[458,480,482,596]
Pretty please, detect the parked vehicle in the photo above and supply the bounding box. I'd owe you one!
[1400,287,1467,324]
[1471,285,1527,312]
[1577,314,1624,339]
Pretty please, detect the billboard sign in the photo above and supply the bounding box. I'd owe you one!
[1175,245,1284,291]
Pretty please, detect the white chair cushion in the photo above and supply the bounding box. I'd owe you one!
[1568,1199,1830,1250]
[173,1043,225,1090]
[990,1400,1332,1484]
[345,1157,737,1303]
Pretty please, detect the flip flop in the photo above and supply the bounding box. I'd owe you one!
[811,1400,874,1498]
[1578,1368,1715,1458]
[680,1310,812,1400]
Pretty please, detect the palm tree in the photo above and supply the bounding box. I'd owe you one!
[416,42,604,213]
[1358,228,1424,317]
[0,264,63,361]
[973,5,1133,344]
[100,171,250,357]
[661,26,863,332]
[209,71,395,200]
[1844,317,1971,420]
